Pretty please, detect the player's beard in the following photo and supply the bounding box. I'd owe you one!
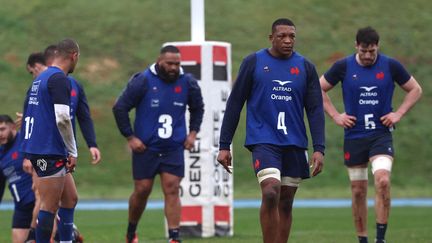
[157,64,179,83]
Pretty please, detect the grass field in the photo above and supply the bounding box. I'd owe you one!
[1,207,431,242]
[0,0,431,199]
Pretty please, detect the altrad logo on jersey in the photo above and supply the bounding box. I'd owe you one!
[359,86,379,106]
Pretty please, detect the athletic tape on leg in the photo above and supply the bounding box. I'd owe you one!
[347,167,368,181]
[257,168,280,184]
[371,156,392,174]
[281,176,302,187]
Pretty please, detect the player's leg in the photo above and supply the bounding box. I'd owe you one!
[277,185,297,242]
[369,133,394,243]
[159,148,184,242]
[348,166,369,241]
[371,155,392,243]
[277,146,307,243]
[344,137,370,243]
[57,173,78,242]
[252,144,283,243]
[126,150,158,242]
[36,176,65,243]
[31,158,67,243]
[160,172,182,242]
[12,201,34,243]
[25,171,39,242]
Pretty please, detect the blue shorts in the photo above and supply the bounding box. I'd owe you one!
[132,148,185,180]
[344,132,394,166]
[12,201,34,228]
[251,144,310,179]
[30,157,67,177]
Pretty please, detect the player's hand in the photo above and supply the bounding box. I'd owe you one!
[22,159,34,174]
[89,147,101,165]
[15,112,23,129]
[380,112,402,128]
[310,151,324,177]
[66,156,77,172]
[217,150,233,174]
[184,131,197,151]
[127,135,146,153]
[332,112,356,128]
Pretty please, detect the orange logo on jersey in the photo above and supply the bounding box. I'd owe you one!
[254,159,260,170]
[290,67,300,75]
[376,72,384,80]
[71,89,77,97]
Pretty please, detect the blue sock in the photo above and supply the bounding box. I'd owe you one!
[376,223,387,240]
[36,210,55,243]
[358,236,368,243]
[58,207,75,241]
[168,228,180,240]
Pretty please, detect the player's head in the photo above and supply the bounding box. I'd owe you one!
[26,52,47,78]
[55,38,80,74]
[269,18,296,58]
[157,45,181,83]
[44,44,58,66]
[355,26,380,66]
[0,114,16,145]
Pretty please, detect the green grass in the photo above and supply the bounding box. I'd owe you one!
[0,0,431,199]
[1,207,431,242]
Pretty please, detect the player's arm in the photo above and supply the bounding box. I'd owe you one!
[185,76,204,150]
[112,73,148,152]
[218,54,255,151]
[380,59,423,127]
[320,59,356,128]
[217,54,255,174]
[48,73,78,160]
[75,82,101,164]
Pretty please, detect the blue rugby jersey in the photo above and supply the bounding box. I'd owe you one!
[68,76,97,148]
[113,64,204,152]
[219,49,325,153]
[0,133,35,206]
[324,54,411,139]
[20,66,70,158]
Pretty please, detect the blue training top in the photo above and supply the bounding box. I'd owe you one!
[20,66,70,158]
[219,49,325,153]
[113,64,204,152]
[0,133,35,206]
[324,54,411,139]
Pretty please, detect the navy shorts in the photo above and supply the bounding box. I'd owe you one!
[344,132,394,166]
[132,148,185,180]
[12,201,34,228]
[30,157,67,177]
[251,144,310,179]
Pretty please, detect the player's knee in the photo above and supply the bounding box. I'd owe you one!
[371,156,393,174]
[261,188,279,208]
[375,175,390,190]
[257,168,281,184]
[347,167,368,181]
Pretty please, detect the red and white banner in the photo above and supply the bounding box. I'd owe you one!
[164,41,233,237]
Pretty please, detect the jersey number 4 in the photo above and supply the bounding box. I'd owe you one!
[277,112,288,135]
[158,114,173,139]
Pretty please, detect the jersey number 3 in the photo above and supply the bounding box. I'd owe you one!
[277,112,288,135]
[158,114,173,139]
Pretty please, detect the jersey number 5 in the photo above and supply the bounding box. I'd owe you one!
[277,112,288,135]
[24,116,34,139]
[364,114,376,130]
[158,114,173,139]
